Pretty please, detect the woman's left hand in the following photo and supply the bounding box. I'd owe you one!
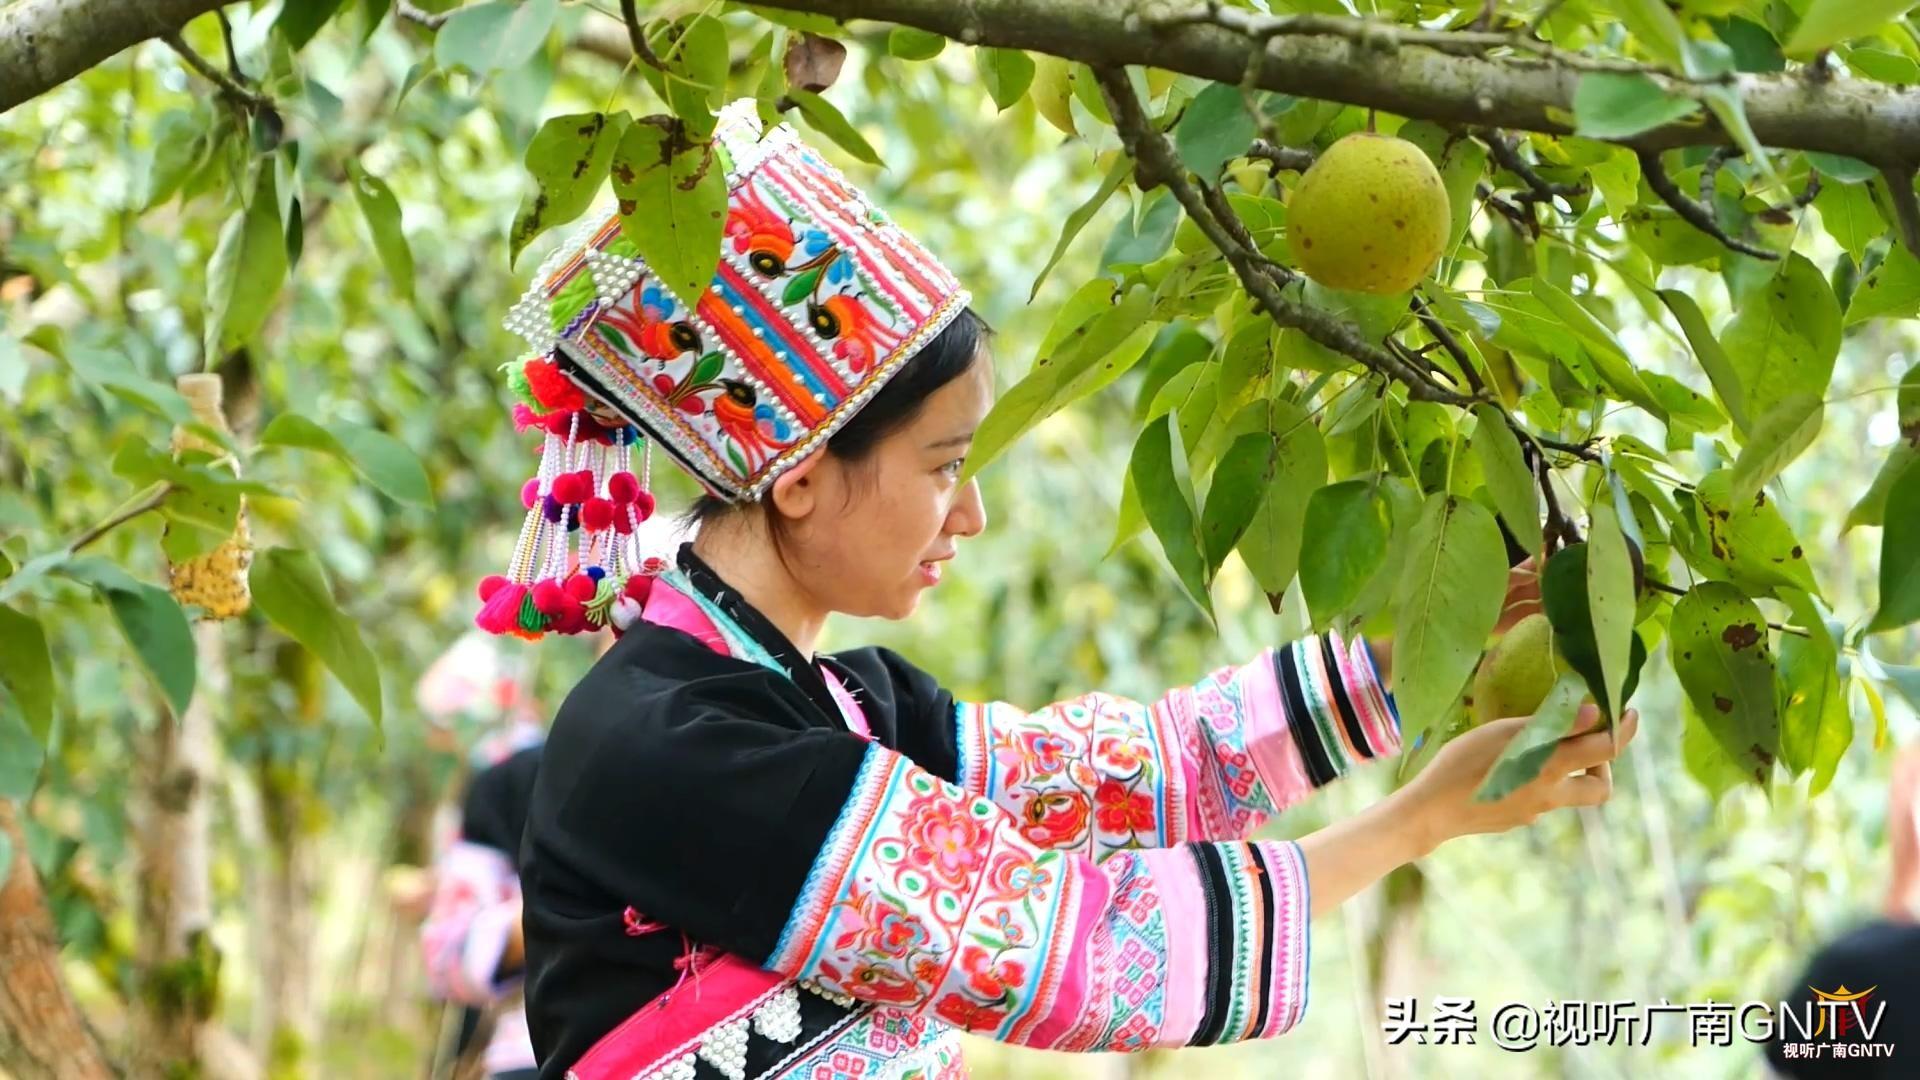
[1494,557,1543,634]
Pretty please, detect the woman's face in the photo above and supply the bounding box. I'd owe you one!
[787,353,994,620]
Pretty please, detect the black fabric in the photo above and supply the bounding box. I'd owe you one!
[463,745,543,857]
[1763,917,1920,1078]
[1273,652,1336,786]
[519,553,960,1077]
[1190,844,1234,1047]
[1318,635,1372,760]
[1246,842,1277,1039]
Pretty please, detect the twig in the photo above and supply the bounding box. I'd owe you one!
[1636,149,1780,260]
[1410,294,1486,395]
[1642,580,1811,637]
[1476,181,1538,236]
[215,8,243,81]
[1247,139,1316,175]
[1485,130,1583,206]
[1092,66,1470,406]
[161,32,270,112]
[1533,447,1580,551]
[1158,1,1730,85]
[394,1,451,29]
[1698,146,1737,210]
[619,0,671,72]
[1883,165,1920,257]
[1757,172,1821,224]
[70,482,174,555]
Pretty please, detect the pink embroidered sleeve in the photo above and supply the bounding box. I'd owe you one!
[421,839,523,1006]
[765,744,1315,1050]
[950,629,1400,856]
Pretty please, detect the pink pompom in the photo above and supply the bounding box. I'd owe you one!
[608,471,641,504]
[581,497,615,532]
[632,490,657,522]
[474,582,528,635]
[552,472,591,505]
[512,404,540,433]
[563,574,598,602]
[520,478,540,509]
[531,579,567,617]
[477,575,509,602]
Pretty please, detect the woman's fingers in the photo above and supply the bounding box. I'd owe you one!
[1548,708,1641,774]
[1557,769,1614,807]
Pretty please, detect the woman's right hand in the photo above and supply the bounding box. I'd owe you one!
[1401,704,1639,851]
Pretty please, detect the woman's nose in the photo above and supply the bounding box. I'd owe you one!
[949,478,987,538]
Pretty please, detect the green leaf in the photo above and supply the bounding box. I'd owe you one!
[1102,189,1181,269]
[611,121,729,315]
[1391,495,1507,748]
[1813,178,1884,263]
[1299,480,1393,632]
[1867,460,1920,633]
[1729,392,1824,504]
[1702,85,1778,186]
[1692,470,1821,596]
[1175,83,1256,181]
[887,26,946,60]
[0,605,54,742]
[966,284,1154,478]
[1723,253,1840,426]
[434,0,557,74]
[1787,0,1919,54]
[1469,404,1540,551]
[1843,362,1920,530]
[1396,121,1488,254]
[1659,287,1748,433]
[1682,698,1752,800]
[250,548,383,726]
[1807,152,1882,183]
[349,165,414,304]
[1133,414,1212,618]
[511,111,627,267]
[975,48,1035,111]
[0,695,44,803]
[1617,0,1689,68]
[1671,582,1780,786]
[1845,243,1920,325]
[1572,73,1701,140]
[276,0,348,50]
[1234,399,1327,599]
[1586,500,1636,723]
[1778,590,1850,796]
[787,89,882,166]
[101,579,196,718]
[259,413,433,505]
[1532,280,1663,416]
[204,167,288,360]
[1030,155,1129,302]
[650,15,729,135]
[1474,672,1586,803]
[1201,433,1273,571]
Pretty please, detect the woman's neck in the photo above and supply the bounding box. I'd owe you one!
[689,525,829,659]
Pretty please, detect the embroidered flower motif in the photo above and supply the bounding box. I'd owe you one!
[712,378,795,472]
[830,881,929,958]
[957,945,1027,1003]
[900,796,990,891]
[932,993,1009,1032]
[1096,734,1150,773]
[1094,779,1155,836]
[811,293,884,373]
[1015,730,1074,777]
[1016,790,1090,849]
[820,958,921,1005]
[984,850,1053,903]
[728,195,797,273]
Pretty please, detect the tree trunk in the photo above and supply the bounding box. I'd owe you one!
[127,621,225,1078]
[0,799,115,1080]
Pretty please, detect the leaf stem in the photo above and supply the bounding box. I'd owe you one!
[70,481,174,555]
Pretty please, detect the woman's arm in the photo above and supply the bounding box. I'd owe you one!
[950,629,1400,861]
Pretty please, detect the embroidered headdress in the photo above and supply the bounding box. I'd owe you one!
[477,98,971,639]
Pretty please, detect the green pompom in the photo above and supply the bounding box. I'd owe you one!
[517,591,549,633]
[505,359,539,411]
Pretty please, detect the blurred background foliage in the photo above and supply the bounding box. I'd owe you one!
[2,0,1919,1077]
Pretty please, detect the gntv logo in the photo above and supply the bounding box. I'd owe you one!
[1775,984,1896,1062]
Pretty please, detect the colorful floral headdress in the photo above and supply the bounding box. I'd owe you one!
[477,98,970,639]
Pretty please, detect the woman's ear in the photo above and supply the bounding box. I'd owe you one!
[768,448,828,520]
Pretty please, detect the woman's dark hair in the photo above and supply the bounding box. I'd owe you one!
[680,304,994,531]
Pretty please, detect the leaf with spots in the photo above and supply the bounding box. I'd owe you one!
[1777,590,1850,796]
[1587,500,1637,723]
[1844,242,1920,325]
[1689,470,1820,597]
[510,112,628,268]
[612,120,728,313]
[1843,361,1920,531]
[1670,581,1780,788]
[1233,398,1327,601]
[1729,392,1824,505]
[1721,253,1840,424]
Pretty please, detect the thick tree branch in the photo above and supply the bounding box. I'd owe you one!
[1636,149,1781,260]
[1247,139,1317,174]
[740,0,1920,168]
[1883,165,1920,257]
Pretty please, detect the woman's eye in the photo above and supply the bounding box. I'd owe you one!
[940,458,965,478]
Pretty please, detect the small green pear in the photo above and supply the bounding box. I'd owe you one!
[1469,612,1561,726]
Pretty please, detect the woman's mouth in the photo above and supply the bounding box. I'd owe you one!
[917,560,943,586]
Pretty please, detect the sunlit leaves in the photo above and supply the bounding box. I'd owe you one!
[1867,461,1920,633]
[0,605,54,741]
[611,120,727,312]
[1670,582,1779,787]
[1845,243,1920,325]
[1844,362,1920,530]
[1469,404,1540,551]
[1586,500,1637,722]
[786,89,882,166]
[510,111,628,267]
[250,548,383,727]
[1233,399,1327,601]
[348,165,414,304]
[1787,0,1920,54]
[1299,480,1393,631]
[1133,413,1211,619]
[1778,591,1850,796]
[975,48,1036,111]
[1175,83,1255,180]
[204,166,288,360]
[1392,494,1507,748]
[434,0,558,75]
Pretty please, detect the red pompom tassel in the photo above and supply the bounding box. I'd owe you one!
[624,574,655,604]
[607,471,641,504]
[512,404,540,433]
[524,357,588,413]
[520,478,540,509]
[474,582,528,635]
[612,507,636,535]
[563,574,598,602]
[531,578,568,617]
[581,497,615,532]
[632,490,657,522]
[552,471,592,505]
[477,575,509,602]
[542,409,578,437]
